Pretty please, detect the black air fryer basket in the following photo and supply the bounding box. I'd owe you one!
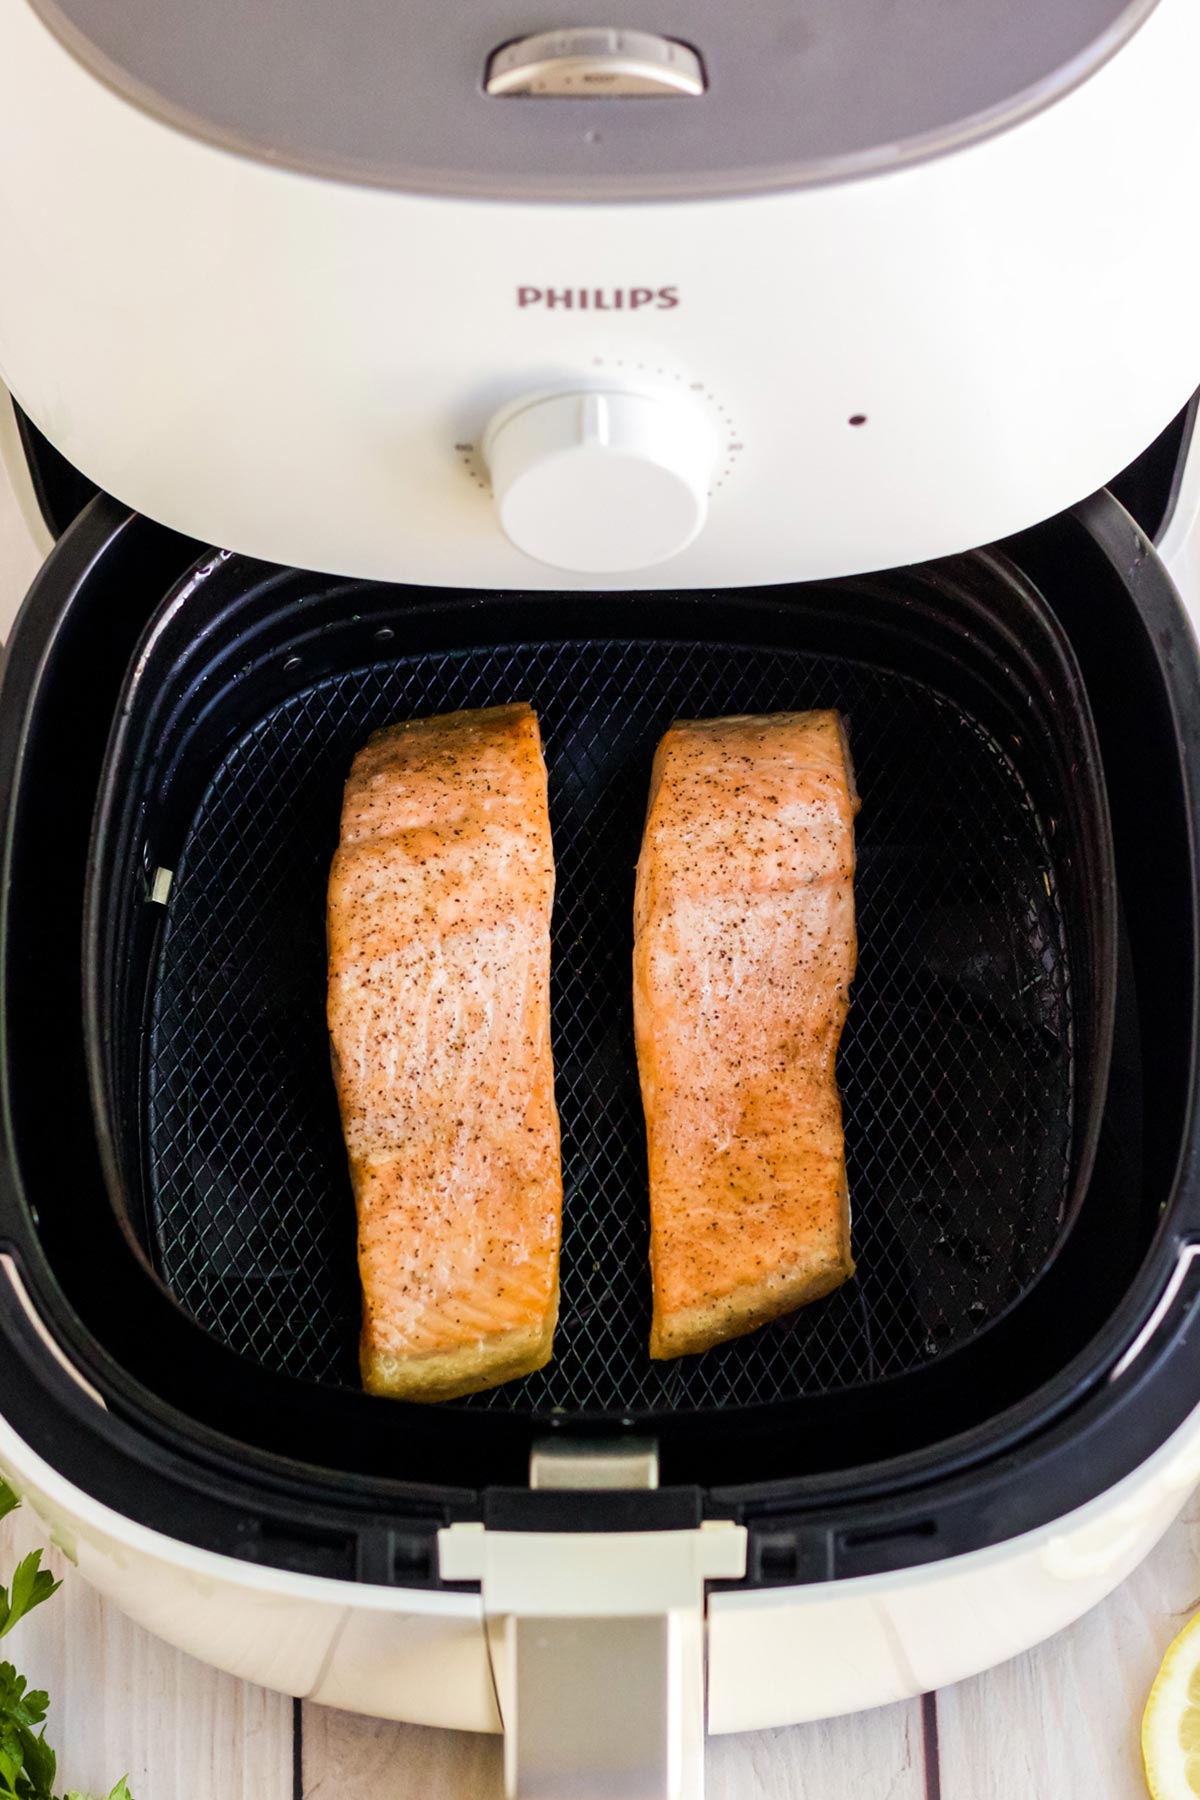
[87,542,1113,1420]
[2,490,1199,1584]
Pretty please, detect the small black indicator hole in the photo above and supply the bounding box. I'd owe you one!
[848,413,869,428]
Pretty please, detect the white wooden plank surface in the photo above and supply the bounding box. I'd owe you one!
[706,1702,927,1800]
[0,1504,294,1800]
[300,1696,927,1800]
[302,1709,501,1798]
[937,1489,1200,1800]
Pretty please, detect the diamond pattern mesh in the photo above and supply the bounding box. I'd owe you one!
[146,636,1073,1412]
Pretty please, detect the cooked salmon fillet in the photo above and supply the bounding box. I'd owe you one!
[633,710,859,1359]
[327,703,561,1402]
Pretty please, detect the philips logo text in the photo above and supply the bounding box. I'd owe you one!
[517,286,679,311]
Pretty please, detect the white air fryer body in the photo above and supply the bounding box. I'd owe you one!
[4,1392,1200,1734]
[0,0,1199,587]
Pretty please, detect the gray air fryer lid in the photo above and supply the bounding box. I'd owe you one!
[31,0,1158,200]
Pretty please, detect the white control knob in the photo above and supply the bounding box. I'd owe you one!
[483,390,718,574]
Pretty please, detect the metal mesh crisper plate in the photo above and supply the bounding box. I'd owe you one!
[146,637,1073,1413]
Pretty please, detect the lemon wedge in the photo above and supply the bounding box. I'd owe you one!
[1143,1614,1200,1798]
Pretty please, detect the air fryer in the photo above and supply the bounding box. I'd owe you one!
[3,0,1200,1794]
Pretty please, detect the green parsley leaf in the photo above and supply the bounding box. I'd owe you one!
[16,1726,55,1799]
[0,1557,60,1641]
[0,1732,23,1791]
[0,1664,49,1731]
[0,1507,132,1800]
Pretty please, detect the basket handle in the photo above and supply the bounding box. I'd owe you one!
[440,1490,744,1800]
